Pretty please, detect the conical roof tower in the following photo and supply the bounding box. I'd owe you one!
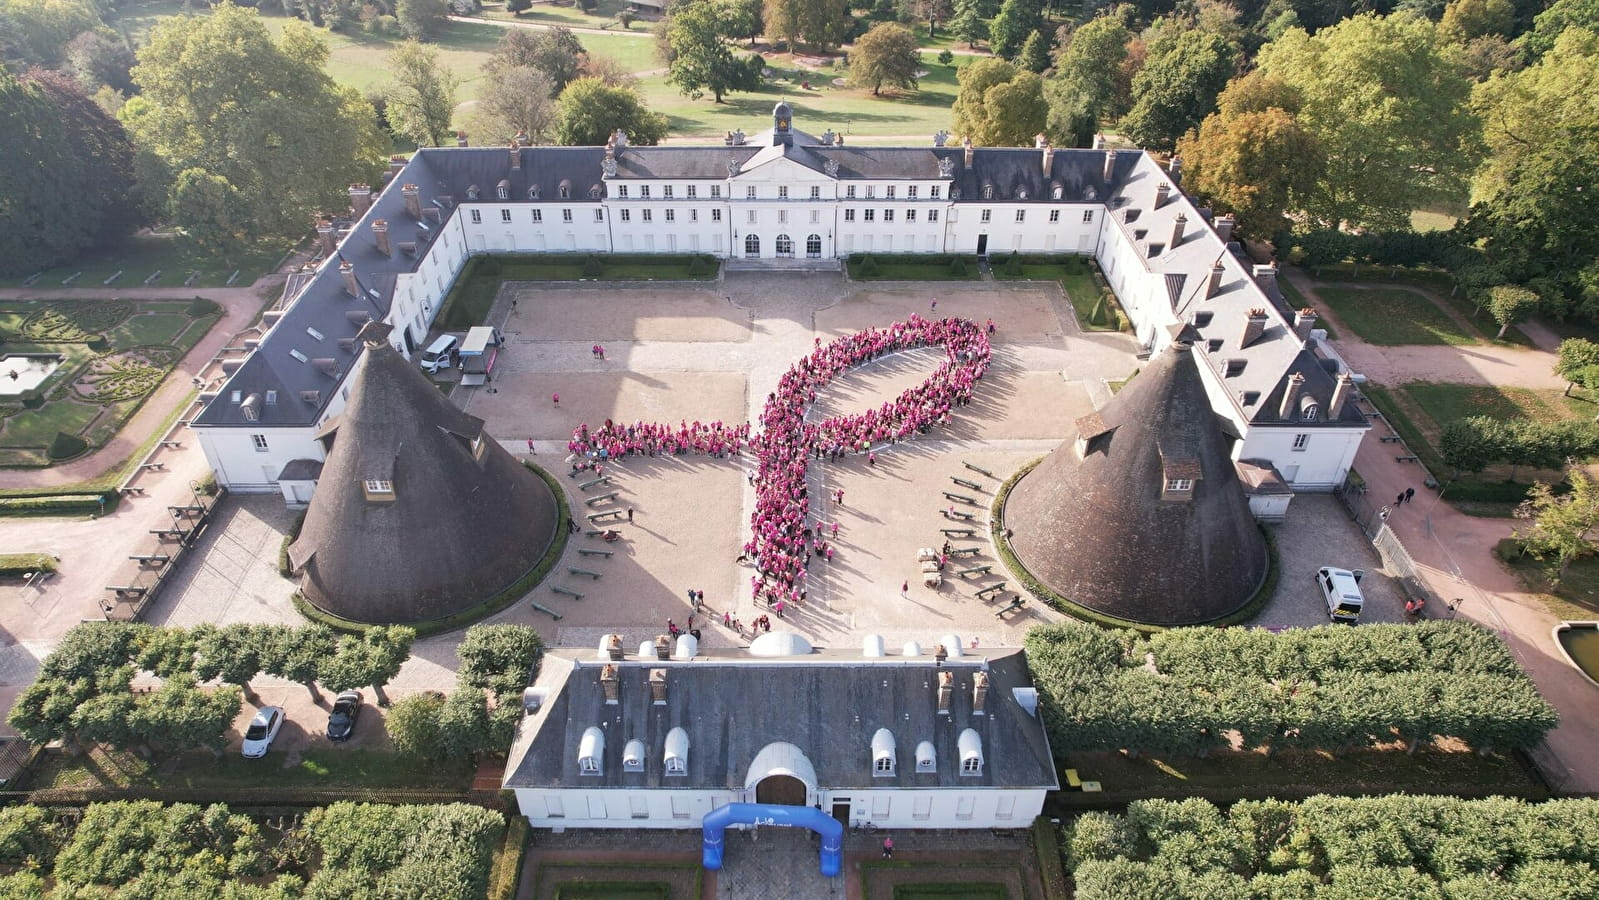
[1004,331,1268,626]
[289,324,559,624]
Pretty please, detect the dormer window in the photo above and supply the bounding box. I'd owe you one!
[579,726,604,775]
[664,726,689,777]
[589,185,601,199]
[915,740,936,773]
[528,185,540,200]
[363,479,394,501]
[622,739,645,773]
[497,183,509,200]
[663,185,673,198]
[958,729,983,776]
[1208,339,1223,353]
[1165,478,1193,492]
[1303,403,1320,422]
[559,181,571,199]
[1225,359,1246,377]
[1017,188,1028,200]
[472,434,486,459]
[1052,185,1063,199]
[1242,391,1261,406]
[467,185,480,200]
[1193,311,1214,327]
[982,184,994,200]
[871,728,895,778]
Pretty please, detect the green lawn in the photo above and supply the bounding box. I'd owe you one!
[554,886,670,900]
[1402,381,1589,427]
[994,257,1129,332]
[0,400,103,449]
[1313,286,1476,346]
[106,313,192,347]
[847,253,980,281]
[0,231,288,290]
[1278,275,1336,340]
[29,744,474,793]
[479,0,647,31]
[1502,546,1599,621]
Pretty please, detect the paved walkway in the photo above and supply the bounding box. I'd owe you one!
[1289,268,1599,795]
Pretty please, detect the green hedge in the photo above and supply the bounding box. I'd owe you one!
[0,553,57,577]
[0,493,113,517]
[278,509,307,578]
[292,460,571,637]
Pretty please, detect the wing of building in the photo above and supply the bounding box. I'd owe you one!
[193,103,1367,515]
[503,634,1057,829]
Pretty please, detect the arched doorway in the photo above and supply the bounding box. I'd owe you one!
[775,234,794,258]
[755,773,807,806]
[744,233,761,258]
[806,234,822,258]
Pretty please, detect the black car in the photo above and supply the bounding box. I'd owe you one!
[327,690,362,742]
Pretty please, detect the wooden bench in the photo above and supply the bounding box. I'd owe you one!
[579,476,610,491]
[995,597,1027,617]
[586,510,623,521]
[944,510,976,521]
[550,585,585,600]
[956,564,993,578]
[948,547,981,558]
[577,548,614,558]
[140,462,165,472]
[585,492,619,506]
[1396,455,1419,463]
[529,601,564,621]
[159,440,182,449]
[949,477,984,491]
[1379,434,1403,443]
[568,567,602,579]
[150,529,187,542]
[130,554,170,568]
[941,528,976,537]
[120,487,144,497]
[109,586,147,599]
[942,491,977,504]
[963,461,995,478]
[169,505,205,518]
[976,582,1008,600]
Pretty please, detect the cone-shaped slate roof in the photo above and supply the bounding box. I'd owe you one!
[289,329,558,624]
[1005,333,1267,626]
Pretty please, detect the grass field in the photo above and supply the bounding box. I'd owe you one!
[1402,382,1589,427]
[29,743,473,793]
[1313,286,1476,346]
[0,231,289,290]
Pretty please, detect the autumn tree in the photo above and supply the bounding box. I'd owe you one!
[953,57,1047,146]
[849,23,922,95]
[556,77,668,145]
[1516,470,1599,584]
[665,0,762,102]
[122,3,385,257]
[384,39,459,147]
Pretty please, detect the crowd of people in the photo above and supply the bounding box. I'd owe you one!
[565,314,992,613]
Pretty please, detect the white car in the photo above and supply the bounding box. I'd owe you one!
[1316,567,1366,625]
[241,706,285,758]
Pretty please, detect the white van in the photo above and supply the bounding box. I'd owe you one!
[1316,566,1366,624]
[419,334,458,374]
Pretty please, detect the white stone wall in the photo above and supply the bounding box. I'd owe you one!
[197,426,325,495]
[512,786,1045,830]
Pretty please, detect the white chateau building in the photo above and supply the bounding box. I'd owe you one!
[193,104,1367,515]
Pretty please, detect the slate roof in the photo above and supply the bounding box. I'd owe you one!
[286,332,558,623]
[505,647,1057,792]
[1005,337,1270,626]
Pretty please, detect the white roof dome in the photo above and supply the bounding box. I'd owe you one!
[750,631,813,656]
[862,634,886,657]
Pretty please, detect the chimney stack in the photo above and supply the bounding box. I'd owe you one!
[1293,308,1318,342]
[401,184,421,220]
[455,131,468,148]
[1041,139,1055,175]
[649,668,667,705]
[1154,181,1171,209]
[1330,372,1354,416]
[348,184,373,217]
[1171,213,1187,248]
[316,221,336,257]
[972,671,989,715]
[1240,308,1268,348]
[600,664,619,704]
[372,219,390,257]
[962,136,974,170]
[1214,214,1235,244]
[339,260,359,298]
[605,633,623,661]
[1102,148,1118,182]
[1207,263,1225,299]
[1253,264,1278,296]
[612,129,628,149]
[388,155,408,178]
[936,670,954,715]
[1168,155,1183,185]
[1280,372,1306,420]
[509,143,521,170]
[654,635,671,660]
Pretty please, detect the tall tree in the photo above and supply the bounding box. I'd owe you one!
[1439,0,1514,42]
[665,0,762,102]
[952,57,1047,145]
[763,0,802,51]
[1486,284,1540,337]
[0,68,142,276]
[1467,29,1599,320]
[849,22,923,95]
[1257,13,1478,230]
[121,3,385,257]
[384,39,459,147]
[798,0,852,50]
[989,0,1043,59]
[1516,470,1599,583]
[904,0,954,36]
[486,26,588,96]
[1121,27,1238,152]
[1018,29,1052,73]
[950,0,988,48]
[1519,0,1599,58]
[1045,15,1131,144]
[63,29,136,96]
[473,66,556,142]
[0,0,101,67]
[1176,72,1324,237]
[396,0,449,40]
[555,77,668,145]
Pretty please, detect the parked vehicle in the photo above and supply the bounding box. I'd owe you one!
[458,326,503,386]
[327,691,362,742]
[1316,566,1366,624]
[242,706,285,758]
[419,334,459,374]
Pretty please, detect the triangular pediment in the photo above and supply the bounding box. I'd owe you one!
[734,149,832,182]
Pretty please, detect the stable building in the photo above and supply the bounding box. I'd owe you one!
[193,104,1367,505]
[503,634,1058,831]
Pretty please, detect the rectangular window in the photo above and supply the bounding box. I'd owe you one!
[1165,478,1193,492]
[886,186,896,199]
[906,209,916,222]
[930,186,941,199]
[928,210,939,223]
[866,185,875,198]
[1293,433,1310,451]
[1016,210,1026,223]
[779,186,789,199]
[746,186,757,199]
[620,209,631,222]
[643,209,652,222]
[810,210,820,223]
[501,209,512,223]
[665,209,675,222]
[617,186,628,198]
[883,209,894,222]
[363,479,395,499]
[845,209,856,222]
[747,209,757,223]
[469,209,482,224]
[691,209,699,222]
[687,185,697,199]
[846,186,857,199]
[810,185,821,199]
[1083,210,1094,223]
[908,186,919,199]
[981,209,992,224]
[872,795,891,818]
[663,185,673,199]
[640,186,651,199]
[531,209,542,223]
[778,210,787,224]
[712,209,722,222]
[864,209,875,222]
[251,434,268,452]
[1049,210,1060,223]
[630,794,648,818]
[562,209,573,223]
[594,209,604,222]
[710,185,721,198]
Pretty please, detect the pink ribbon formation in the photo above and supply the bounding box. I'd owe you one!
[568,315,993,606]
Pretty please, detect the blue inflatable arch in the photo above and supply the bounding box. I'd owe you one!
[701,803,844,877]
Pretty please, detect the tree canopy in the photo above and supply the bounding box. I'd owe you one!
[489,26,587,96]
[1121,27,1238,152]
[120,2,386,257]
[383,38,460,148]
[556,77,668,145]
[664,0,762,102]
[848,22,923,95]
[953,57,1047,146]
